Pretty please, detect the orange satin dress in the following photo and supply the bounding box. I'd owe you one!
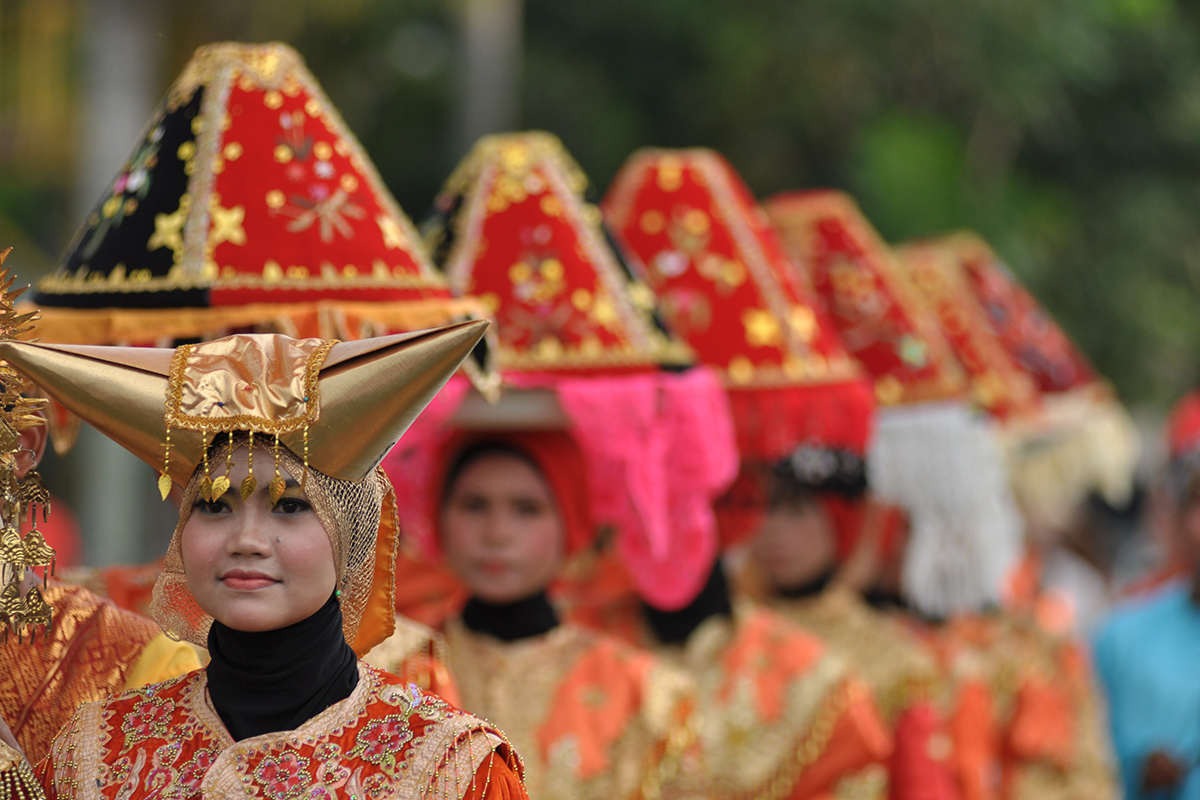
[651,602,893,800]
[38,663,526,800]
[914,612,1116,800]
[772,588,960,800]
[0,583,199,763]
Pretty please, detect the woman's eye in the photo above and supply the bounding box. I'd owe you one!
[273,497,311,515]
[456,496,488,514]
[193,499,228,515]
[513,499,546,517]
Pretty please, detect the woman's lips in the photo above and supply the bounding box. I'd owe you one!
[478,561,510,577]
[220,570,279,590]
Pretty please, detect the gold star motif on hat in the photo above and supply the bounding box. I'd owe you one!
[148,195,191,261]
[376,214,409,251]
[743,308,782,348]
[210,201,247,248]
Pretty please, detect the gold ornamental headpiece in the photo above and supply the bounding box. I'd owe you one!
[0,248,55,643]
[0,320,489,504]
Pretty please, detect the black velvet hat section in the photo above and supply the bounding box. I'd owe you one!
[36,89,209,309]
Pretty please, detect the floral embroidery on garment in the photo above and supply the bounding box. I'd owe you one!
[41,663,524,800]
[120,696,174,747]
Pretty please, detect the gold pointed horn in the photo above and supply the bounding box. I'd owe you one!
[0,322,490,486]
[286,319,489,480]
[0,341,174,475]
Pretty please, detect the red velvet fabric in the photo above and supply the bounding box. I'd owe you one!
[604,149,872,461]
[765,190,967,407]
[207,78,438,305]
[897,241,1041,420]
[951,234,1096,395]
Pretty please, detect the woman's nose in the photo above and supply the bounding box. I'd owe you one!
[479,511,513,546]
[226,507,273,556]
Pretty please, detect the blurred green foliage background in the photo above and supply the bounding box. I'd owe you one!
[3,0,1200,408]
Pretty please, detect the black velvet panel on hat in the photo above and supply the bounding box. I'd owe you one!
[36,89,209,310]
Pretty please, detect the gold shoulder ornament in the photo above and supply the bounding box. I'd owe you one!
[0,248,54,645]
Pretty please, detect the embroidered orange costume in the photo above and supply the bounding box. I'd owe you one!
[891,234,1121,800]
[603,149,900,800]
[377,132,715,800]
[768,190,1084,800]
[44,665,515,800]
[0,320,528,800]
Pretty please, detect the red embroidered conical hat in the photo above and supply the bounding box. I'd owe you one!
[386,133,737,611]
[761,192,1023,615]
[428,132,688,375]
[927,232,1139,524]
[604,150,875,554]
[895,239,1040,420]
[764,190,967,407]
[37,42,487,330]
[934,232,1097,395]
[28,42,496,452]
[604,149,873,462]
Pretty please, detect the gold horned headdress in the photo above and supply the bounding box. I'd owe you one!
[0,319,489,654]
[0,248,54,643]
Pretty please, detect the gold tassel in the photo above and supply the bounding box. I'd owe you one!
[158,427,173,501]
[210,435,233,500]
[270,435,285,504]
[198,428,212,502]
[302,422,309,490]
[241,431,257,500]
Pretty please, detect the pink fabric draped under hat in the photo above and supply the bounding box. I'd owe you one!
[383,370,738,610]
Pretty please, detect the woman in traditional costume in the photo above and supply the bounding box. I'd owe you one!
[376,429,693,800]
[26,41,498,704]
[0,321,527,800]
[370,132,721,800]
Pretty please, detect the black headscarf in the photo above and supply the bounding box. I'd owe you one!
[461,590,560,642]
[205,592,359,741]
[642,559,734,645]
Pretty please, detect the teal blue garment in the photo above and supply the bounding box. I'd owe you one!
[1093,582,1200,800]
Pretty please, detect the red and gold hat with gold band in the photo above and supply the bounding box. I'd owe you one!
[603,149,872,462]
[389,134,736,611]
[29,42,497,451]
[923,232,1140,524]
[764,190,968,408]
[934,232,1097,395]
[427,132,687,375]
[895,239,1041,420]
[37,42,482,324]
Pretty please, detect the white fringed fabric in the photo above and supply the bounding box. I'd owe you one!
[869,401,1024,618]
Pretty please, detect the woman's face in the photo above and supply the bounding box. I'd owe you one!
[752,500,837,592]
[440,451,564,604]
[181,447,338,632]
